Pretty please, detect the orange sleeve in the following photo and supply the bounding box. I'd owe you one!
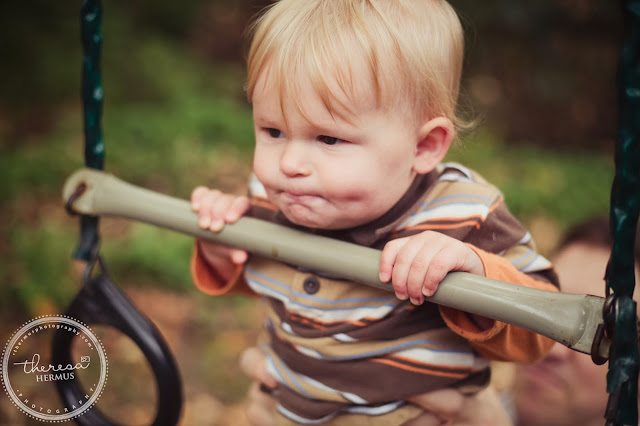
[190,243,254,297]
[439,245,558,363]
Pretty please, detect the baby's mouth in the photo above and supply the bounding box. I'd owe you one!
[278,187,320,200]
[280,192,322,204]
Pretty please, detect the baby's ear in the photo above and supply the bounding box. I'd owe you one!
[412,117,455,174]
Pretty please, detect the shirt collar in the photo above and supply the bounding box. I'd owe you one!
[318,171,438,248]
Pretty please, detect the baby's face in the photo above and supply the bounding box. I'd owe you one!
[251,72,427,230]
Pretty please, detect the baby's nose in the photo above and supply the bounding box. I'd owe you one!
[280,140,311,177]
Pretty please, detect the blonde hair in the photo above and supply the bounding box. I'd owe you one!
[245,0,465,128]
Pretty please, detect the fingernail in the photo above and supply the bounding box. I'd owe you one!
[422,288,433,297]
[199,216,210,228]
[379,272,390,282]
[410,297,423,305]
[395,292,408,301]
[210,220,224,232]
[192,202,200,210]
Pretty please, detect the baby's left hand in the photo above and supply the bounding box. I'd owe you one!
[379,231,485,305]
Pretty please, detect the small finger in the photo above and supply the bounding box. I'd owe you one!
[409,296,423,306]
[230,249,249,265]
[390,240,423,301]
[196,190,221,229]
[209,219,225,232]
[202,190,230,232]
[405,251,433,304]
[191,186,210,210]
[199,214,211,229]
[422,249,454,297]
[225,196,251,223]
[379,240,398,284]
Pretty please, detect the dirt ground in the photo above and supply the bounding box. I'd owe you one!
[0,285,263,426]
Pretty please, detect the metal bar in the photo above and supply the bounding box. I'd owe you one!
[603,0,640,423]
[75,0,105,262]
[63,168,610,358]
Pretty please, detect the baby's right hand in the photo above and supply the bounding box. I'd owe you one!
[191,186,251,270]
[191,186,251,231]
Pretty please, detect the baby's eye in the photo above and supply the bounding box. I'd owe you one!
[318,135,344,145]
[266,128,284,138]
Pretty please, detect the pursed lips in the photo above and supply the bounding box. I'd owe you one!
[278,190,323,204]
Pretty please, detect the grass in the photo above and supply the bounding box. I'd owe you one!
[0,37,255,318]
[447,130,613,229]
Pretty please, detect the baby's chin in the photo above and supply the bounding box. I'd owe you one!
[281,208,352,230]
[284,213,336,230]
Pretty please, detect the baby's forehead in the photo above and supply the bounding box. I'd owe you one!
[253,61,393,122]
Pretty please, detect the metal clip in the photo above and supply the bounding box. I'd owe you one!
[592,294,617,365]
[65,182,87,216]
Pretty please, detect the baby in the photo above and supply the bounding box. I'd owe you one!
[191,1,559,424]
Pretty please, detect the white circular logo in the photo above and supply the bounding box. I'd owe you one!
[1,315,108,422]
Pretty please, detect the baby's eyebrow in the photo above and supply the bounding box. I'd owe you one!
[254,115,282,127]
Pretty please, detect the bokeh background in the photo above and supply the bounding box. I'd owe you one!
[0,1,622,424]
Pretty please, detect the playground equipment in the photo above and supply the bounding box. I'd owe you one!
[56,1,640,424]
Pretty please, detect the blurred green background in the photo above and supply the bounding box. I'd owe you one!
[0,1,621,424]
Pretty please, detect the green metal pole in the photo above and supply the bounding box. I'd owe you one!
[604,1,640,424]
[75,0,104,262]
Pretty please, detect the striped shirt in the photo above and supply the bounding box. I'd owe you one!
[192,163,559,424]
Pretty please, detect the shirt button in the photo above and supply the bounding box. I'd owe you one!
[303,276,320,294]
